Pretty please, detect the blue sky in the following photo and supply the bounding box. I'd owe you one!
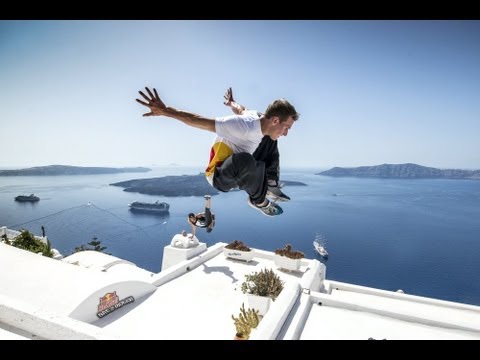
[1,20,479,169]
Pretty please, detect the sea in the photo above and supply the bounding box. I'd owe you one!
[1,166,479,306]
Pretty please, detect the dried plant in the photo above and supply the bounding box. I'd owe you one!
[231,303,260,339]
[225,240,251,252]
[274,243,304,259]
[241,268,284,300]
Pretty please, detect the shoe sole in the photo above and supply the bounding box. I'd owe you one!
[247,199,283,217]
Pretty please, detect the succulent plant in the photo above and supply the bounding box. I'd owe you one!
[232,303,260,339]
[241,268,284,300]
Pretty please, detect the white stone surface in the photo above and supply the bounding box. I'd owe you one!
[274,256,302,271]
[170,233,199,248]
[247,294,271,316]
[161,241,207,271]
[101,249,309,339]
[298,286,480,340]
[0,324,31,340]
[1,227,480,340]
[301,303,480,340]
[63,250,137,271]
[0,293,114,340]
[223,248,255,262]
[0,243,155,323]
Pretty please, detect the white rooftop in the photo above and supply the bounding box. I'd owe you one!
[98,245,309,339]
[1,230,480,340]
[296,283,480,340]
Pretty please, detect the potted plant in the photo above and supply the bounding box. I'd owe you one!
[224,240,254,262]
[241,267,284,315]
[231,303,260,340]
[274,243,305,271]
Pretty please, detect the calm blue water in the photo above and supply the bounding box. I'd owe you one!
[1,167,479,306]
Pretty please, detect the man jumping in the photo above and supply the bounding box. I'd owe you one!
[136,87,299,217]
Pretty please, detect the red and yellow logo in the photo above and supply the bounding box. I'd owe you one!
[98,291,119,313]
[96,291,135,319]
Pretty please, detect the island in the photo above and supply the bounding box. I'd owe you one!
[0,165,151,176]
[111,174,307,197]
[317,163,480,180]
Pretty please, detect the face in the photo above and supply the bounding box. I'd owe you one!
[270,116,295,141]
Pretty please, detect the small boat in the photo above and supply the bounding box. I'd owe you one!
[129,200,169,213]
[15,194,40,202]
[313,239,328,258]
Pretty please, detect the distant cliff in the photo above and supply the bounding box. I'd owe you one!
[317,163,480,180]
[111,174,307,197]
[280,180,307,187]
[0,165,151,176]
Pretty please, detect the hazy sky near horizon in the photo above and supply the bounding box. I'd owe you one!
[1,20,479,170]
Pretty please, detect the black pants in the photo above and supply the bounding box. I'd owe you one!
[204,207,213,226]
[212,136,279,205]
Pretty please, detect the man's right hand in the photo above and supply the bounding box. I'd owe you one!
[223,87,245,115]
[223,87,235,107]
[136,87,216,132]
[136,87,168,117]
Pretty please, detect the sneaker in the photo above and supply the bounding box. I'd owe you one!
[247,198,283,217]
[204,195,211,200]
[266,185,290,202]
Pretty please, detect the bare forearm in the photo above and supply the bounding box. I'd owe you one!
[164,107,216,133]
[230,102,246,115]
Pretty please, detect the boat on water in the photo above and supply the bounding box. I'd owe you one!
[129,201,169,213]
[15,194,40,202]
[313,240,328,258]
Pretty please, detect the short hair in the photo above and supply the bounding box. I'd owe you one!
[264,99,299,123]
[188,213,195,218]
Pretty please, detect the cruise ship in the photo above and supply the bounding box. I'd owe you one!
[128,201,169,213]
[1,226,479,340]
[14,194,40,202]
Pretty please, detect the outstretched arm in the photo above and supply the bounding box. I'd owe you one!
[223,87,247,115]
[136,87,216,133]
[188,219,196,238]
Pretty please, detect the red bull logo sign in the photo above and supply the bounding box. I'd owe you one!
[97,291,135,318]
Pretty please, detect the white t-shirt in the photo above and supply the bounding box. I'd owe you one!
[205,111,263,184]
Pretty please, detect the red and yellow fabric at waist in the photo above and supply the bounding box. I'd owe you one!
[205,142,233,179]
